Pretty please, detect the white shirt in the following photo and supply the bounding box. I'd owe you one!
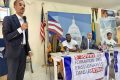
[62,39,78,50]
[87,39,92,49]
[16,14,26,45]
[104,39,116,46]
[0,47,4,58]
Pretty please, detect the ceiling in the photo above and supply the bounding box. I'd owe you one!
[43,0,120,9]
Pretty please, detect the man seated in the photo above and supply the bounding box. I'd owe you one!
[80,32,98,50]
[103,33,116,80]
[103,32,116,48]
[58,33,79,79]
[62,33,79,52]
[47,34,63,65]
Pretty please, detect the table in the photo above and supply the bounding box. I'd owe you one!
[50,52,64,80]
[51,49,101,80]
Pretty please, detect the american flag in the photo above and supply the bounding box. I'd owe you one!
[40,6,46,42]
[48,15,63,38]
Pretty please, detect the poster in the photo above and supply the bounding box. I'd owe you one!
[48,11,92,46]
[100,9,116,41]
[64,52,109,80]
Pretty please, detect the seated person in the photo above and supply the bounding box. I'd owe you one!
[62,33,79,52]
[59,33,79,79]
[103,32,116,48]
[47,34,64,65]
[80,32,98,50]
[103,33,116,79]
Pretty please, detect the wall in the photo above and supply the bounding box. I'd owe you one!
[0,0,101,67]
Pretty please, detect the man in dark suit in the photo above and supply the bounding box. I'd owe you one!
[80,32,98,50]
[2,0,32,80]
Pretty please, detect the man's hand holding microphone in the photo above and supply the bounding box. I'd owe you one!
[21,16,28,30]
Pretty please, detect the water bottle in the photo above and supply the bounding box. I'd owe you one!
[66,48,69,55]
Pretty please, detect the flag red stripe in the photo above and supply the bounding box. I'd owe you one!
[48,23,63,32]
[49,20,58,23]
[40,6,46,42]
[48,28,62,36]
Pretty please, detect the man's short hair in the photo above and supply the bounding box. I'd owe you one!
[107,32,112,36]
[14,0,23,6]
[87,32,92,35]
[65,33,71,37]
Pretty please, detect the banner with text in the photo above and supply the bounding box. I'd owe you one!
[64,52,109,80]
[114,50,120,80]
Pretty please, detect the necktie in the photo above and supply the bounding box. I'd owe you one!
[89,40,92,49]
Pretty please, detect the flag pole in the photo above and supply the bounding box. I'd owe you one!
[41,2,48,74]
[41,2,44,6]
[41,2,46,67]
[43,30,46,65]
[45,12,49,75]
[45,12,52,80]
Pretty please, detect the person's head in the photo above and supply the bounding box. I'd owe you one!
[107,32,112,40]
[65,33,71,42]
[87,32,92,40]
[14,0,25,16]
[117,10,120,16]
[102,10,108,18]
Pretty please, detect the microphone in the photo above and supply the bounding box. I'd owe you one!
[23,16,27,23]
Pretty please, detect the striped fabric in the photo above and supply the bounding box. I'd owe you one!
[48,15,63,37]
[40,6,46,42]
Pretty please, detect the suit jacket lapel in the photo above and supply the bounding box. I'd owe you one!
[86,38,88,49]
[12,14,21,28]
